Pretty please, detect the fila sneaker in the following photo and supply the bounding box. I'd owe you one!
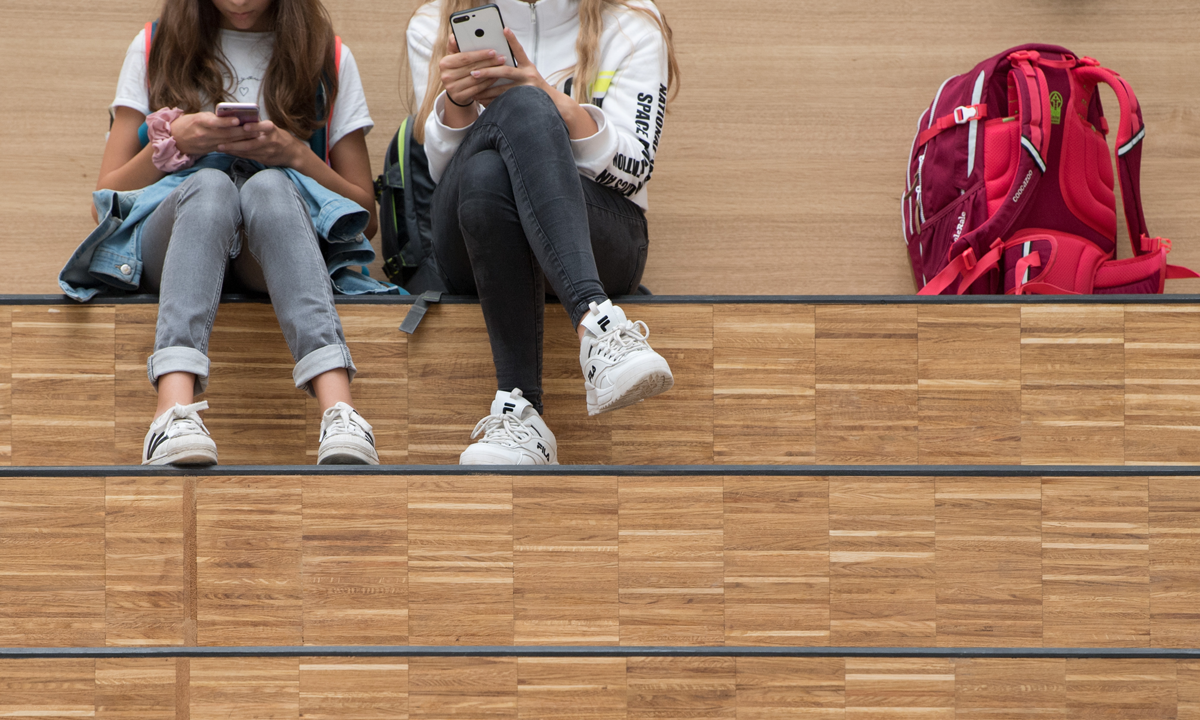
[579,299,673,416]
[318,402,379,465]
[142,401,218,466]
[460,389,558,465]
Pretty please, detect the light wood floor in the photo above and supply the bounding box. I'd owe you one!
[2,472,1198,650]
[2,656,1197,719]
[4,0,1200,296]
[2,302,1199,466]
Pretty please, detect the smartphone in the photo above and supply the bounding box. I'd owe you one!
[450,4,517,79]
[215,102,260,125]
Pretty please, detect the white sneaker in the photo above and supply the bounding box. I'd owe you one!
[142,401,219,466]
[460,389,558,465]
[579,300,673,416]
[318,402,380,465]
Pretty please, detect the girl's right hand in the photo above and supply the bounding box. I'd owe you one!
[439,35,507,127]
[171,112,256,156]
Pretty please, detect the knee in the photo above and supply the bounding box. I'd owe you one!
[457,150,515,237]
[486,85,561,125]
[178,169,239,222]
[240,169,303,227]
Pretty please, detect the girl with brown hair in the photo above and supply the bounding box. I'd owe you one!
[89,0,381,465]
[407,0,681,465]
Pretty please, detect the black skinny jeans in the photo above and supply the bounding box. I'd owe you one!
[431,86,649,414]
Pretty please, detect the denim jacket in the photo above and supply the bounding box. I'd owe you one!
[59,154,401,301]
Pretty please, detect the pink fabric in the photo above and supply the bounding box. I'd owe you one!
[146,107,196,173]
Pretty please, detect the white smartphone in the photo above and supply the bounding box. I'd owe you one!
[450,4,517,74]
[215,102,260,125]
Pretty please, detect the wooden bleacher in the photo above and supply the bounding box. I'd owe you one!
[5,0,1200,715]
[3,0,1200,296]
[1,298,1199,466]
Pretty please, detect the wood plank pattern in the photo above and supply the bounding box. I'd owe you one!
[299,658,409,719]
[713,305,816,464]
[190,657,300,719]
[517,658,626,720]
[917,306,1021,464]
[0,477,105,647]
[1150,477,1200,648]
[953,659,1066,719]
[1124,306,1200,465]
[196,476,303,646]
[619,477,724,646]
[0,306,11,466]
[816,307,919,464]
[95,658,176,719]
[17,656,1200,716]
[1041,477,1150,647]
[829,478,936,647]
[843,658,955,719]
[934,478,1042,647]
[12,305,115,465]
[723,477,830,646]
[105,477,185,646]
[1020,306,1125,465]
[627,657,736,720]
[7,301,1200,465]
[301,475,408,645]
[513,475,620,645]
[407,476,514,645]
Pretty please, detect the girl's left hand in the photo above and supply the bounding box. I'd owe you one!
[217,121,303,167]
[471,29,552,106]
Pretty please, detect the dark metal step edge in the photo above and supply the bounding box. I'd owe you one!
[2,644,1198,660]
[4,293,1200,306]
[0,464,1196,478]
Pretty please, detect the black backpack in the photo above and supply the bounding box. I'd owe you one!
[375,116,445,293]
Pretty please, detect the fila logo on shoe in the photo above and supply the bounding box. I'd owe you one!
[597,315,610,332]
[502,402,516,415]
[537,442,550,461]
[588,367,596,381]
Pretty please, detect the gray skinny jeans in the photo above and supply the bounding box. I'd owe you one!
[140,166,355,396]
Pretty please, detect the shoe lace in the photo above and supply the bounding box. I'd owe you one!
[166,401,210,438]
[590,320,651,363]
[323,405,372,441]
[470,413,533,447]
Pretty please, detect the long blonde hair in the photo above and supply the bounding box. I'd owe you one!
[409,0,679,143]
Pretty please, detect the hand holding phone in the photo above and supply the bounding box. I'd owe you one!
[215,102,261,125]
[450,4,516,76]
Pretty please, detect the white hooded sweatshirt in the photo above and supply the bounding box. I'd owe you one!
[407,0,670,209]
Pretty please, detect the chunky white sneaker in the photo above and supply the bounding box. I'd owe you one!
[579,300,673,416]
[142,401,219,466]
[460,389,558,465]
[318,402,380,465]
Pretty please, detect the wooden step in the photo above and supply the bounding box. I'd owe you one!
[2,298,1200,467]
[2,467,1198,650]
[2,654,1196,718]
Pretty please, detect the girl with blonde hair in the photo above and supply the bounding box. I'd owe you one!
[406,0,681,464]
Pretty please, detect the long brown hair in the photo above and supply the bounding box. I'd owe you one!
[147,0,338,139]
[410,0,680,143]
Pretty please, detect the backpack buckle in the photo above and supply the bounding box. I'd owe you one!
[961,247,978,272]
[1008,50,1041,64]
[1079,56,1101,67]
[954,105,982,124]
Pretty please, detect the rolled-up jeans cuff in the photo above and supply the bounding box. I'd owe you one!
[293,343,356,397]
[147,346,211,395]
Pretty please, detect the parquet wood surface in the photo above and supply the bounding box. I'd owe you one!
[12,657,1200,718]
[8,1,1200,297]
[5,302,1200,467]
[3,473,1200,651]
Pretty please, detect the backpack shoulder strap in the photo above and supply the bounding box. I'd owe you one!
[323,35,342,165]
[144,20,155,63]
[1072,61,1148,254]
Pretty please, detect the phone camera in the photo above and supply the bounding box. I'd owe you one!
[452,15,468,23]
[475,28,485,37]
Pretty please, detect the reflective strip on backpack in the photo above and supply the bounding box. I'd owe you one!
[966,70,986,178]
[1117,126,1146,156]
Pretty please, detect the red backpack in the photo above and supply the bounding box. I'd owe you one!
[903,44,1196,295]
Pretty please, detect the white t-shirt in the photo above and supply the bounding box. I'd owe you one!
[112,28,373,150]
